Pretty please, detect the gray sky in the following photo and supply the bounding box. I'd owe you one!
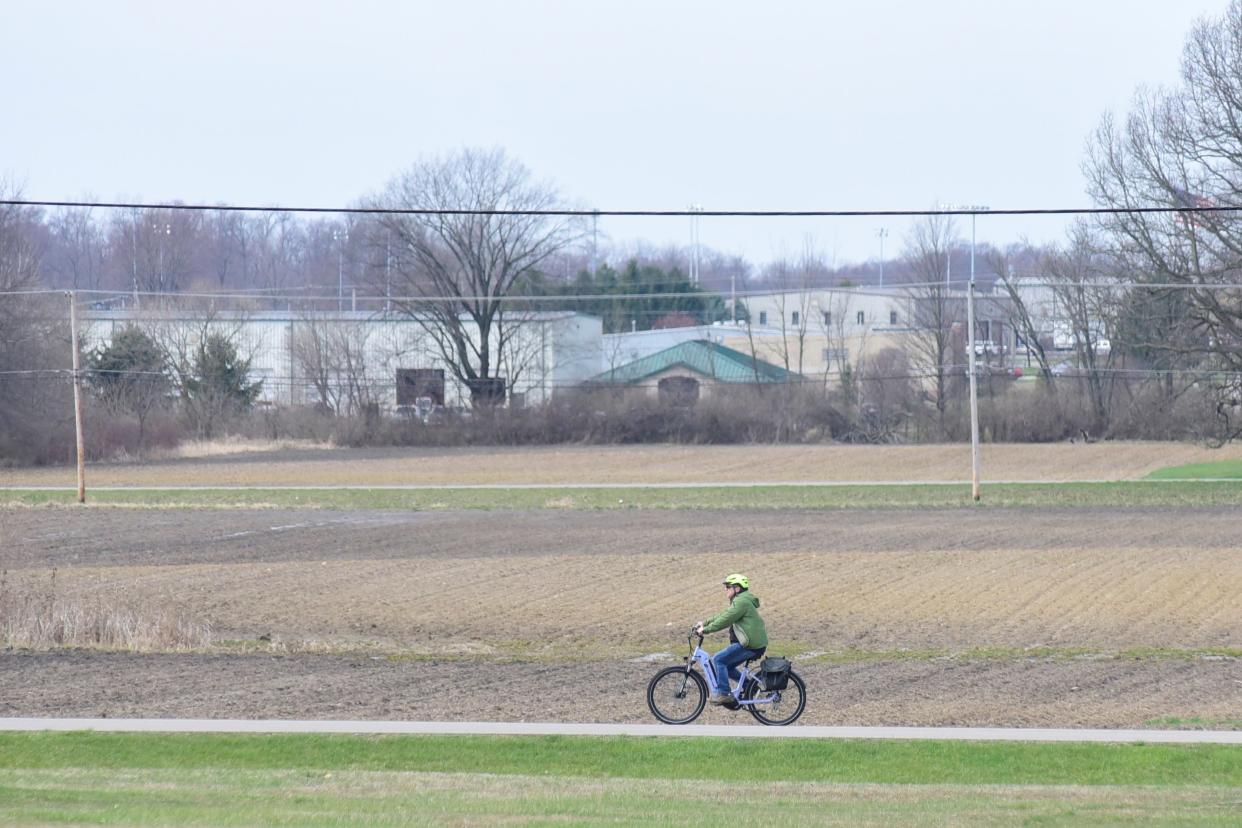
[3,0,1230,269]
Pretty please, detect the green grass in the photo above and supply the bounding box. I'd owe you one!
[3,767,1237,826]
[1147,459,1242,480]
[0,733,1237,826]
[4,732,1237,786]
[1147,716,1242,730]
[4,479,1242,510]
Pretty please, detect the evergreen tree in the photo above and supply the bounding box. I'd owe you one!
[526,260,728,333]
[181,333,262,437]
[88,325,170,451]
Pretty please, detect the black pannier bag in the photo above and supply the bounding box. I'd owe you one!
[760,656,792,691]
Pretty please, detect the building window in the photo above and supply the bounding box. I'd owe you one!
[889,310,898,325]
[822,347,850,363]
[822,311,831,326]
[791,311,800,326]
[759,311,768,325]
[856,310,865,325]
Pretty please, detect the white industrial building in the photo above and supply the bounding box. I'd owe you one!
[78,285,1024,413]
[82,309,602,410]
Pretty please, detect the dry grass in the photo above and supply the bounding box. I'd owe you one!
[0,570,212,652]
[149,436,332,460]
[3,441,1241,487]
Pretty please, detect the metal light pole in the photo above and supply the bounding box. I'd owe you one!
[731,269,738,323]
[332,228,347,311]
[152,221,171,292]
[876,228,888,288]
[688,204,703,285]
[130,217,139,309]
[590,209,600,274]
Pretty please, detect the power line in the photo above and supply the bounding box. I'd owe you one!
[3,279,1242,305]
[7,365,1242,384]
[4,198,1242,218]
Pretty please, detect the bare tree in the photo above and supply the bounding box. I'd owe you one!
[495,310,551,404]
[107,206,202,295]
[292,312,377,416]
[699,250,753,299]
[147,300,257,438]
[0,188,42,294]
[205,210,236,289]
[250,211,304,292]
[814,288,862,389]
[45,206,106,290]
[754,245,819,377]
[0,184,69,462]
[365,149,578,405]
[853,347,916,442]
[1044,227,1120,435]
[901,213,965,437]
[1085,0,1242,438]
[986,244,1056,383]
[292,313,345,414]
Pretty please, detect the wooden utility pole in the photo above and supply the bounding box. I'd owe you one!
[68,291,86,503]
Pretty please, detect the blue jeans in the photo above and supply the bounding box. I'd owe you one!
[711,643,765,696]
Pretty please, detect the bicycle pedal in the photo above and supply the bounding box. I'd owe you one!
[723,700,740,711]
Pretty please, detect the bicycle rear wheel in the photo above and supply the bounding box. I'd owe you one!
[647,666,707,724]
[743,670,806,725]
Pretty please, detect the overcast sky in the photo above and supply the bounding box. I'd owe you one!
[2,0,1231,269]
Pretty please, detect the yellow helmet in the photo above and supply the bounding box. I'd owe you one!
[723,573,749,590]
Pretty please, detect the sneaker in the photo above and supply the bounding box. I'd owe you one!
[709,693,732,705]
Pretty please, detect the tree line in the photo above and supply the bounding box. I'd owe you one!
[4,0,1242,457]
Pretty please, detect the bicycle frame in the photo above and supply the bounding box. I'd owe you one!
[685,636,777,707]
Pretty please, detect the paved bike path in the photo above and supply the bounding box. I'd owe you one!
[2,719,1238,743]
[5,479,1236,490]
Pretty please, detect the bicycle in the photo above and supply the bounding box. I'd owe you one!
[646,630,806,725]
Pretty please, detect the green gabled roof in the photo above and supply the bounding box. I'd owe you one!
[590,339,801,385]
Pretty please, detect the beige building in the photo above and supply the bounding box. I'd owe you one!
[733,286,1012,381]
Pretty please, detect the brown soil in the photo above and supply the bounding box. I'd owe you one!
[3,441,1241,487]
[4,507,1239,653]
[1,651,1237,728]
[3,506,1239,727]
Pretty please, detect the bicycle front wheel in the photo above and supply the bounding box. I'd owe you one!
[647,666,707,724]
[743,670,806,726]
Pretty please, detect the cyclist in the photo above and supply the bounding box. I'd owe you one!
[694,573,768,705]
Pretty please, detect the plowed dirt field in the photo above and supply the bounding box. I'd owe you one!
[3,506,1239,727]
[3,650,1238,728]
[4,440,1242,487]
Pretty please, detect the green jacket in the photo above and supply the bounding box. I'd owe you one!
[702,590,768,649]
